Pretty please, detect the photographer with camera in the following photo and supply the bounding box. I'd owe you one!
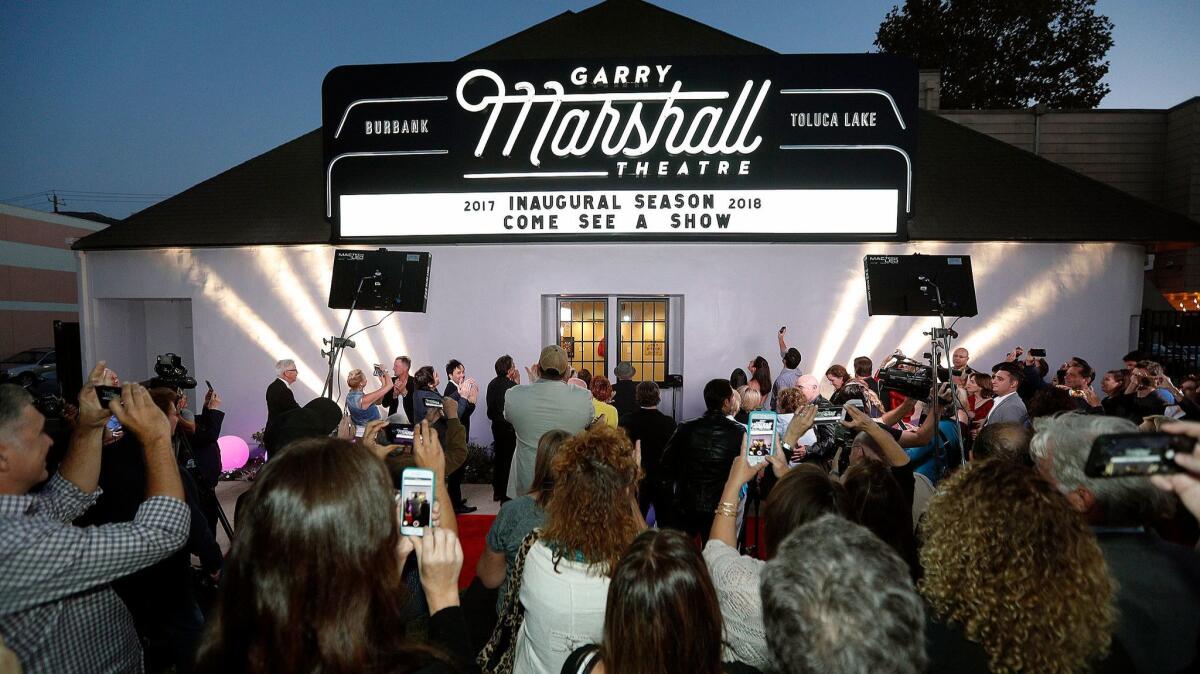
[1,363,190,674]
[177,384,225,538]
[1100,366,1168,424]
[1005,347,1052,402]
[76,385,223,673]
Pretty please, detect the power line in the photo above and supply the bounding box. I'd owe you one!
[0,190,52,202]
[52,190,171,197]
[1,189,171,203]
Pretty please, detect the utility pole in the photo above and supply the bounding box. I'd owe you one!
[47,191,62,213]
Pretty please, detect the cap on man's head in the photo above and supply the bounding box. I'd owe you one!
[538,345,570,377]
[614,361,636,379]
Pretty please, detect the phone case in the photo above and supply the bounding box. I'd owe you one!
[746,410,778,466]
[399,468,436,535]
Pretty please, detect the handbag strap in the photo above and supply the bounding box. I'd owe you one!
[498,528,541,625]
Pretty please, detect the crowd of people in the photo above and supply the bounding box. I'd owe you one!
[2,333,1200,674]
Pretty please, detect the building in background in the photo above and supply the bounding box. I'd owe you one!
[70,0,1199,445]
[0,203,107,358]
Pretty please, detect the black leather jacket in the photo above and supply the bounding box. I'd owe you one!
[656,410,746,517]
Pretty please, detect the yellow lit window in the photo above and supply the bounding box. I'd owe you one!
[558,298,607,378]
[618,298,669,383]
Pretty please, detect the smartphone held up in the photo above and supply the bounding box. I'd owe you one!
[1085,433,1193,478]
[746,410,778,466]
[399,467,436,536]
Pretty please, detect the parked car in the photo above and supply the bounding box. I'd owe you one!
[0,348,56,386]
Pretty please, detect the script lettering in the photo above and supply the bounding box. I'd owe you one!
[455,68,769,166]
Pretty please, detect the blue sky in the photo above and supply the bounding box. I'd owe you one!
[1,0,1196,218]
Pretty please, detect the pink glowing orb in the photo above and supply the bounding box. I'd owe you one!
[218,435,250,472]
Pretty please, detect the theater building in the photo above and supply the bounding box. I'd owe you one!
[72,0,1199,445]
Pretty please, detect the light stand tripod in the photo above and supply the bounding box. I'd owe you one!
[321,272,380,400]
[918,276,968,470]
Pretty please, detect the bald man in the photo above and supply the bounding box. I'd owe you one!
[790,374,838,465]
[796,374,827,407]
[952,348,971,373]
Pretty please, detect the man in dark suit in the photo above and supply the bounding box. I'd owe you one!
[380,355,415,422]
[486,354,520,502]
[619,381,676,519]
[415,495,431,527]
[443,358,477,514]
[265,359,300,427]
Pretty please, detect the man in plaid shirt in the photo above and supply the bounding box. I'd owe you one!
[0,362,190,674]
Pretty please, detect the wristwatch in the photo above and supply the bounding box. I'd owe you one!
[780,440,793,454]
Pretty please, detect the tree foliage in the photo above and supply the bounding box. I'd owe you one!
[875,0,1114,109]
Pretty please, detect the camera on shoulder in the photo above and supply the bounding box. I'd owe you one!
[150,353,197,390]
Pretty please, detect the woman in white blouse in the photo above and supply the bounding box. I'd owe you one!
[702,443,848,670]
[512,425,644,674]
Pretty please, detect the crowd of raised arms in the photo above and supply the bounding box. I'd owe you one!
[2,334,1199,674]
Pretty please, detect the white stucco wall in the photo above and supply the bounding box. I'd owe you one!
[76,241,1144,446]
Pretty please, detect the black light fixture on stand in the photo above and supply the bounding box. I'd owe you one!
[323,249,432,401]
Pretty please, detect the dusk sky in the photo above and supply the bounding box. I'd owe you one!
[2,0,1197,219]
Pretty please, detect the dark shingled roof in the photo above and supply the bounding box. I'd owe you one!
[74,0,1200,251]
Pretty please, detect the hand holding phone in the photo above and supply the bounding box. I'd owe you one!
[386,423,415,445]
[746,410,778,466]
[95,385,123,408]
[1150,422,1200,521]
[1085,433,1194,477]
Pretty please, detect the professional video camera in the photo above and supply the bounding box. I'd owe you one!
[878,361,935,401]
[151,353,197,390]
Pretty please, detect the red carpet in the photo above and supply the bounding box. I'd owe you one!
[456,514,496,589]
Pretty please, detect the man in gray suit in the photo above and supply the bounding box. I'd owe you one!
[984,362,1030,428]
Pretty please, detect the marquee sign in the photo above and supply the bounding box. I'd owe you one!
[322,54,916,242]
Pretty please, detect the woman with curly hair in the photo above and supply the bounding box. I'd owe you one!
[512,425,644,674]
[920,459,1128,673]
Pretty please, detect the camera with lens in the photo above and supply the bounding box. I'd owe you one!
[878,363,934,401]
[151,353,197,390]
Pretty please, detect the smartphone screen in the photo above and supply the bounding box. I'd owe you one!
[399,468,436,536]
[1085,433,1192,477]
[813,405,842,425]
[96,385,122,407]
[746,411,777,466]
[386,423,414,445]
[842,399,865,423]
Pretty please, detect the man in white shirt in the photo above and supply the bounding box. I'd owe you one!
[985,362,1029,428]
